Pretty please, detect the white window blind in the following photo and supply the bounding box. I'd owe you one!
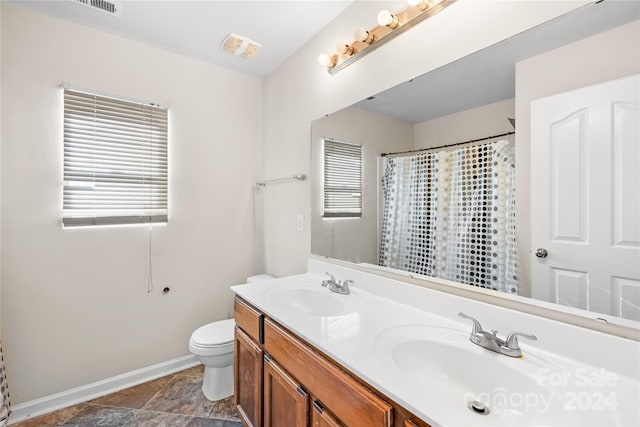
[323,139,362,218]
[63,88,168,227]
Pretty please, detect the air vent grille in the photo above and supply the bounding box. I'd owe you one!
[72,0,122,17]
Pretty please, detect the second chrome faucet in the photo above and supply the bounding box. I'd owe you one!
[321,272,352,295]
[458,312,537,358]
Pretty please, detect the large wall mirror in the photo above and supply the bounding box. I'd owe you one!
[311,1,640,328]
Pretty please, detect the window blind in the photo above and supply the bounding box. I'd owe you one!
[63,89,168,227]
[323,139,362,218]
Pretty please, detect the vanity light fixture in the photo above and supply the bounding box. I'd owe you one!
[319,0,455,75]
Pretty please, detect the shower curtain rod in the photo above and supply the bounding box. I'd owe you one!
[381,131,515,158]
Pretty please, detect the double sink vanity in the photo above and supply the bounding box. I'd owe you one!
[231,259,640,426]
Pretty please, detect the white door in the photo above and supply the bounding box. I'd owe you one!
[531,74,640,321]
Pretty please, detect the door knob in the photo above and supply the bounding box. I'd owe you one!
[535,248,548,258]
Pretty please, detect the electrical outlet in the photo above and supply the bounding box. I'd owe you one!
[297,214,304,232]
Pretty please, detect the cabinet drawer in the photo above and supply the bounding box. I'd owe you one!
[264,319,393,427]
[234,297,263,343]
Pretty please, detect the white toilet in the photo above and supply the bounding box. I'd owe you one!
[189,274,273,401]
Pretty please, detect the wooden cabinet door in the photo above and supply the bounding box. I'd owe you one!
[311,400,342,427]
[264,355,310,427]
[235,326,263,427]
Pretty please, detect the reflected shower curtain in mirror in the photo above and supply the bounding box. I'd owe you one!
[0,342,10,427]
[379,139,517,294]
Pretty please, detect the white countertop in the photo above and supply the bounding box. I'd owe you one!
[231,260,640,427]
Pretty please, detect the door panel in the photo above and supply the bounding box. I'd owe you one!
[531,74,640,319]
[263,356,309,427]
[549,108,588,242]
[235,327,263,427]
[616,277,640,321]
[550,267,589,310]
[613,101,640,247]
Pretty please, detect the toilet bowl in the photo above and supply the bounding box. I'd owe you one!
[189,319,235,401]
[189,274,274,401]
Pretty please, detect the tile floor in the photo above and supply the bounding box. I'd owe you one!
[11,365,242,427]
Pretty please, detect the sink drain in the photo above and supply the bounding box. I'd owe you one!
[467,400,490,416]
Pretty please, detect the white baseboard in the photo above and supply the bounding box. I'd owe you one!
[8,354,199,425]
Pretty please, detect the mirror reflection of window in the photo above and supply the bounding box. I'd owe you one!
[322,139,362,219]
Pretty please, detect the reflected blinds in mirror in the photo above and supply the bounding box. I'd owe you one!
[323,139,362,218]
[379,140,517,294]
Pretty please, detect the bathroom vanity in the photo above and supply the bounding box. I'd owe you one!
[231,259,640,427]
[234,297,424,427]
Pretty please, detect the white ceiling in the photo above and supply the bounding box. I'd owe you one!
[353,0,640,124]
[10,0,354,77]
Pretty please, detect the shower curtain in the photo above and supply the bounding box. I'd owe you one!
[379,139,517,294]
[0,342,10,427]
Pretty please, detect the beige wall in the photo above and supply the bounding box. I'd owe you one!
[262,0,586,277]
[414,99,515,149]
[310,107,413,263]
[1,4,261,404]
[515,20,640,300]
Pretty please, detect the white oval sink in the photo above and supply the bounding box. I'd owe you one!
[265,286,350,317]
[375,325,622,426]
[376,325,550,394]
[393,339,543,395]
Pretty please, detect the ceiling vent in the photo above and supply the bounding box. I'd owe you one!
[220,34,261,60]
[71,0,122,17]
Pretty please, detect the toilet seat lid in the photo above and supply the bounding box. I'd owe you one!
[191,319,235,347]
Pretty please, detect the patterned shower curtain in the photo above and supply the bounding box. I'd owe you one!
[379,139,517,294]
[0,342,10,427]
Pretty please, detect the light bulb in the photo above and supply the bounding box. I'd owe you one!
[377,9,399,28]
[407,0,432,10]
[377,9,392,25]
[317,53,336,68]
[354,28,374,44]
[318,53,330,66]
[408,0,429,9]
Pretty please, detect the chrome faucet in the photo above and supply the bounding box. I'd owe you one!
[321,273,352,295]
[458,312,537,358]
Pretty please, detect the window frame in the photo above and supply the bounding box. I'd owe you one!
[62,88,168,227]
